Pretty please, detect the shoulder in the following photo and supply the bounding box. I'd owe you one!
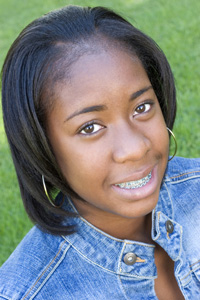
[165,156,200,180]
[0,226,70,299]
[162,157,200,227]
[164,157,200,205]
[164,156,200,195]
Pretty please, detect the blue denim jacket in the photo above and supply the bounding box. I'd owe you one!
[0,157,200,300]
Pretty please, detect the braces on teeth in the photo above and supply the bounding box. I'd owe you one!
[116,172,152,189]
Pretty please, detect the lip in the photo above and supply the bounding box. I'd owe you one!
[113,165,154,185]
[111,165,158,201]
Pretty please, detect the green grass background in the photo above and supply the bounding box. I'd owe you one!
[0,0,199,266]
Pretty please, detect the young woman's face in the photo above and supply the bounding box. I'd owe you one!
[46,48,169,222]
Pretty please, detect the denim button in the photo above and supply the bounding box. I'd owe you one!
[165,220,174,233]
[124,252,137,265]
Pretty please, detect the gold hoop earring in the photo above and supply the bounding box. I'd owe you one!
[167,127,177,161]
[42,175,63,208]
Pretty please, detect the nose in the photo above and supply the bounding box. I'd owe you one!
[112,123,151,163]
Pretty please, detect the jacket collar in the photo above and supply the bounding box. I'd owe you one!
[62,178,182,278]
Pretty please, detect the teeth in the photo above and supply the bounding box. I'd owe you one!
[116,172,152,189]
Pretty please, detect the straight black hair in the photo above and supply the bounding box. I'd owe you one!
[1,5,176,235]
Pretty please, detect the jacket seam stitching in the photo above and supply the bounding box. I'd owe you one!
[180,263,200,282]
[29,243,71,299]
[62,236,154,279]
[117,275,131,300]
[180,271,191,281]
[192,265,200,272]
[181,276,192,286]
[117,242,130,299]
[169,170,200,179]
[190,259,200,267]
[118,242,126,274]
[77,217,155,246]
[170,175,200,185]
[22,240,68,300]
[62,237,117,274]
[69,200,155,246]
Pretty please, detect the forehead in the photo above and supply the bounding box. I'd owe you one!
[51,48,151,110]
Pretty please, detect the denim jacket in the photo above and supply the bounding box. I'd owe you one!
[0,157,200,300]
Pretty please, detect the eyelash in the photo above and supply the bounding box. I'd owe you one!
[133,101,153,116]
[79,101,154,135]
[79,121,104,135]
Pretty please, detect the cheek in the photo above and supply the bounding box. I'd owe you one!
[149,111,169,157]
[55,141,106,188]
[158,125,169,163]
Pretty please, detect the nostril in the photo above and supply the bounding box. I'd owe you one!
[112,130,150,163]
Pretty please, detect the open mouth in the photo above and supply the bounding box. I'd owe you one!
[115,172,152,189]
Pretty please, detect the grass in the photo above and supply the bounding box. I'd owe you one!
[0,0,199,266]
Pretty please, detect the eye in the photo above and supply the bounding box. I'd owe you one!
[79,123,104,135]
[133,103,152,116]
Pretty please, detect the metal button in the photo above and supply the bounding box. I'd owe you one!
[124,252,137,265]
[165,220,174,233]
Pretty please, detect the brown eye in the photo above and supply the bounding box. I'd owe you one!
[134,103,151,116]
[83,124,94,134]
[136,104,146,114]
[80,123,104,135]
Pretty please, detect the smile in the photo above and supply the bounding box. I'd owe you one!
[115,172,152,189]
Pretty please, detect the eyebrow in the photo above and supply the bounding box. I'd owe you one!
[65,85,153,122]
[65,105,108,122]
[130,85,152,101]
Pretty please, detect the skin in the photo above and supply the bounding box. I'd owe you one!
[46,46,184,299]
[47,48,169,240]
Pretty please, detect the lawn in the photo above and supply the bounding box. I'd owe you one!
[0,0,199,266]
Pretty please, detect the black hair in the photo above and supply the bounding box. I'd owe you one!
[1,5,176,235]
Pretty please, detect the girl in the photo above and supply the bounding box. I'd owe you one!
[0,5,199,300]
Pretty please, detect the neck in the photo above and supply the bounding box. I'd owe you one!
[72,199,152,243]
